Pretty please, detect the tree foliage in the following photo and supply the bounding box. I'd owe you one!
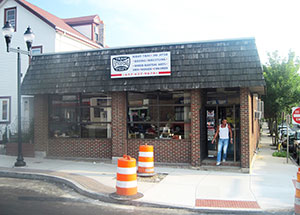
[262,50,300,138]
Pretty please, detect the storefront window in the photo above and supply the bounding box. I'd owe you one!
[49,93,111,138]
[128,91,191,139]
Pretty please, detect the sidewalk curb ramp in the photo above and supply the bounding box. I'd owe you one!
[0,168,269,214]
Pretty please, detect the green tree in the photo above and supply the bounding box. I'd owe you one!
[262,50,300,143]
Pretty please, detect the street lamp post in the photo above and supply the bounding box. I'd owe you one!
[2,21,35,167]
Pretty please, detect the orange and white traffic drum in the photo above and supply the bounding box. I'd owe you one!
[116,155,137,196]
[138,144,155,176]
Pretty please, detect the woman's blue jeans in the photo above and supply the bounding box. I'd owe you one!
[217,138,229,162]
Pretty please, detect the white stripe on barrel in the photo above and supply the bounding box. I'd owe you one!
[138,161,154,167]
[116,180,138,188]
[117,167,136,175]
[139,152,154,157]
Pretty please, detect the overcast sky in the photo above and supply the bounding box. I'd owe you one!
[27,0,300,63]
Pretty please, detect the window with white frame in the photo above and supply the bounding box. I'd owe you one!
[4,7,16,30]
[94,25,99,42]
[0,97,11,124]
[31,46,43,55]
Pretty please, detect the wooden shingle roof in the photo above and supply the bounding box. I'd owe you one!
[22,38,265,95]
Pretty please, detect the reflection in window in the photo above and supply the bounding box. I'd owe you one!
[127,91,191,139]
[0,97,10,123]
[2,100,8,120]
[81,123,111,138]
[5,8,16,30]
[94,25,99,42]
[49,94,111,138]
[31,46,43,55]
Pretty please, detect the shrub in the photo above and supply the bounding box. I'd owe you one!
[272,151,288,157]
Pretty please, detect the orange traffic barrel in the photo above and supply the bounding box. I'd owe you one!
[110,155,143,200]
[138,144,156,176]
[116,155,137,196]
[295,167,300,214]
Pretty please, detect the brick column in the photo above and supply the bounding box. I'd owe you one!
[111,92,127,160]
[240,88,250,169]
[190,89,202,166]
[34,95,48,157]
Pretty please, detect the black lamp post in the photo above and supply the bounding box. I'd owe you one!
[2,21,35,167]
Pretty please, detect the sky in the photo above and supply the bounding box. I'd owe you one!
[26,0,300,64]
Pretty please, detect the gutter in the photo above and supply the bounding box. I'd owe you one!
[55,26,102,49]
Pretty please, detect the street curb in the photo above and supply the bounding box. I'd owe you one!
[0,170,114,203]
[0,169,270,214]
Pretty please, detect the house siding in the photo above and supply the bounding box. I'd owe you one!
[0,0,56,135]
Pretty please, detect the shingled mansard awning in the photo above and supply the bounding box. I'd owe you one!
[21,37,265,95]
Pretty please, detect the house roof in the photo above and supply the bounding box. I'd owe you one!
[2,0,101,48]
[63,15,103,25]
[22,38,266,95]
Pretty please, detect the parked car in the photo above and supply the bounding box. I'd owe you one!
[280,135,295,152]
[293,131,300,150]
[278,122,295,140]
[293,131,300,164]
[281,129,295,138]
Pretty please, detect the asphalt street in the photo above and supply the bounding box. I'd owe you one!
[0,177,218,215]
[0,177,294,215]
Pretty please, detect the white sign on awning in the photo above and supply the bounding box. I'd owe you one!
[111,52,171,79]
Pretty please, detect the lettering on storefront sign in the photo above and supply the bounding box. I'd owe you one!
[110,52,171,78]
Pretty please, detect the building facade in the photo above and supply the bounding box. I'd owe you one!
[22,38,265,171]
[0,0,104,140]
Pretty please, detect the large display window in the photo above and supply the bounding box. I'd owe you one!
[127,91,191,139]
[49,93,111,138]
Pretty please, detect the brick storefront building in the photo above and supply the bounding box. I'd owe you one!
[22,38,265,172]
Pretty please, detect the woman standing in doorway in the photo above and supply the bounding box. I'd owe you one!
[211,119,233,166]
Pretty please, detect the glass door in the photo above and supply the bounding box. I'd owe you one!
[206,107,217,158]
[205,105,240,162]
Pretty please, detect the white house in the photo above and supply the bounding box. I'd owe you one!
[0,0,105,141]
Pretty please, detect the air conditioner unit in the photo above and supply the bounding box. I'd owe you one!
[255,111,262,120]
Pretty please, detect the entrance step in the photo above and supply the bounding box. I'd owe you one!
[199,158,241,172]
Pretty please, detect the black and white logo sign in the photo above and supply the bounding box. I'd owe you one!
[111,52,171,78]
[112,56,131,71]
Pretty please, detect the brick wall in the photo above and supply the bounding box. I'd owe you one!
[33,91,203,165]
[249,94,260,165]
[34,95,49,152]
[127,139,191,163]
[190,89,202,166]
[6,142,34,157]
[240,88,250,168]
[34,95,113,159]
[48,138,111,158]
[111,92,127,157]
[240,88,260,169]
[35,90,262,168]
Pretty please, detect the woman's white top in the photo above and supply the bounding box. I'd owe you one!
[219,124,229,139]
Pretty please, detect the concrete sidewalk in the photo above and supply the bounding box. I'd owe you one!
[0,123,297,213]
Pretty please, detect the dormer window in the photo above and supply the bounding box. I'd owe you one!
[94,25,99,42]
[31,46,43,55]
[4,7,17,31]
